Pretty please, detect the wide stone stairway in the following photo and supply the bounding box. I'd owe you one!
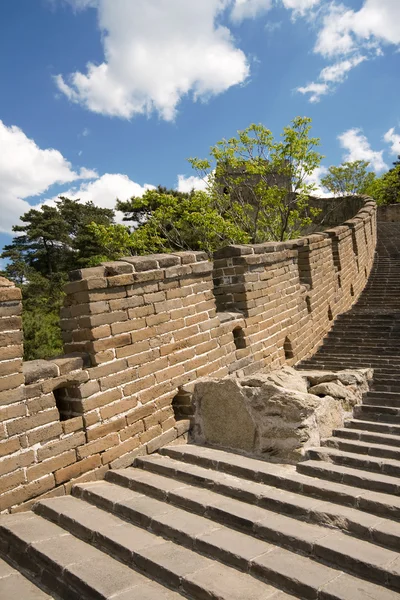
[2,222,400,600]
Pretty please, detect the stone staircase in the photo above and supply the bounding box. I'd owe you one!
[2,221,400,599]
[1,435,400,599]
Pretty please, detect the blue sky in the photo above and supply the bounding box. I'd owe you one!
[1,0,399,256]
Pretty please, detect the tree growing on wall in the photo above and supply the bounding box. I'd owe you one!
[321,161,376,196]
[112,117,324,249]
[189,116,324,242]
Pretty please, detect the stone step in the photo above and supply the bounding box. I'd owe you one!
[333,427,400,448]
[0,512,186,600]
[297,460,400,496]
[364,392,400,407]
[322,437,400,461]
[354,405,400,424]
[38,495,400,600]
[344,419,400,437]
[103,467,400,592]
[133,454,400,551]
[0,557,55,600]
[71,480,358,600]
[33,495,296,600]
[305,446,400,478]
[372,385,400,394]
[160,444,400,520]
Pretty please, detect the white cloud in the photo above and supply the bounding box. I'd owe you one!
[56,0,250,121]
[305,165,330,197]
[230,0,272,22]
[338,128,387,172]
[297,55,366,102]
[281,0,320,15]
[296,1,400,103]
[316,0,400,59]
[320,55,366,82]
[43,173,155,224]
[297,82,329,103]
[384,127,400,156]
[0,120,97,234]
[177,175,210,193]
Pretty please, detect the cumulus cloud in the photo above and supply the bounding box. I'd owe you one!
[0,120,97,234]
[297,0,400,103]
[177,175,210,193]
[297,82,329,103]
[316,0,400,59]
[230,0,273,22]
[42,173,155,224]
[338,128,387,172]
[281,0,321,15]
[297,55,366,102]
[384,127,400,156]
[56,0,250,121]
[305,165,330,197]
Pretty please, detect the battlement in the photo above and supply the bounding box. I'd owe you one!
[0,197,377,512]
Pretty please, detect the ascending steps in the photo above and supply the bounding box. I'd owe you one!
[322,437,400,461]
[132,453,400,551]
[160,444,400,520]
[0,501,294,600]
[344,419,400,437]
[0,557,55,599]
[354,405,400,424]
[333,427,400,448]
[0,512,186,600]
[34,473,400,599]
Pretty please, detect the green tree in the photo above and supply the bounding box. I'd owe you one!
[366,157,400,205]
[321,161,376,196]
[189,116,323,242]
[1,197,116,360]
[115,186,249,256]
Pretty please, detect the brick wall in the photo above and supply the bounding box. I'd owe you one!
[0,198,377,513]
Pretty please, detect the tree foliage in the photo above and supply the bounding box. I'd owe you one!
[321,161,376,196]
[1,197,116,360]
[114,186,249,256]
[189,116,323,242]
[366,157,400,205]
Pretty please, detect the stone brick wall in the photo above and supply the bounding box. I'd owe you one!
[377,204,400,222]
[0,198,377,513]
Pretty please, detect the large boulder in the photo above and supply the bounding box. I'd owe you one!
[192,374,343,463]
[262,366,308,394]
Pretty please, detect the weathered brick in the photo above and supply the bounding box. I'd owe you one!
[6,408,59,437]
[26,449,77,482]
[0,373,24,392]
[77,432,119,459]
[37,432,86,461]
[0,402,26,422]
[0,449,35,476]
[86,416,126,442]
[0,469,26,493]
[27,422,63,445]
[54,454,101,484]
[0,474,55,512]
[0,437,20,458]
[99,396,138,420]
[101,434,140,464]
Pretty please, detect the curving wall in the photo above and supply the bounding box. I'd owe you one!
[0,197,377,512]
